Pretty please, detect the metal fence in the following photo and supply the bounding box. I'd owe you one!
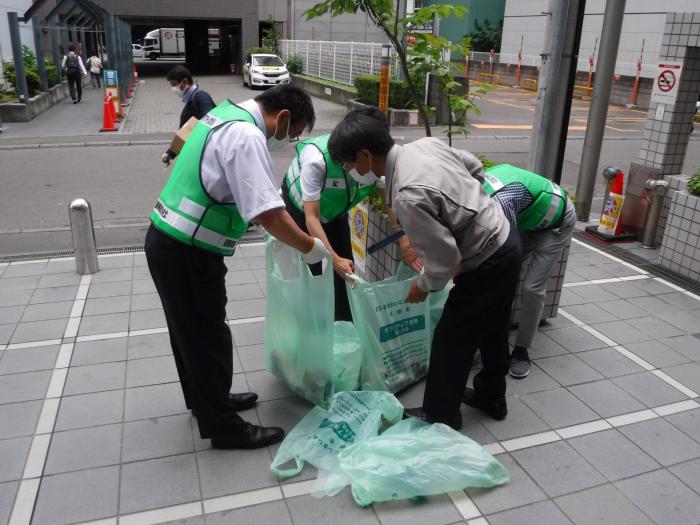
[280,39,658,87]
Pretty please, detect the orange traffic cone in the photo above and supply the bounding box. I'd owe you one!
[133,64,139,81]
[100,97,118,132]
[106,95,120,123]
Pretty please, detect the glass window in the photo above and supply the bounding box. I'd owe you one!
[253,55,284,67]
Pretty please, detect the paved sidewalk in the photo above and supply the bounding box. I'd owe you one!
[0,235,699,525]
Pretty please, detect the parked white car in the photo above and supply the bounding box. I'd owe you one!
[242,54,290,88]
[132,44,144,59]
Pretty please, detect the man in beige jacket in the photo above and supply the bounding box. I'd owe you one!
[328,108,522,429]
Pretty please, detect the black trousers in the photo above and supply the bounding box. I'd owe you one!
[145,225,245,439]
[282,186,353,322]
[67,73,82,101]
[90,71,101,88]
[422,225,522,421]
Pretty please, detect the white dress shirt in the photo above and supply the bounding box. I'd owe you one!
[199,99,285,223]
[299,145,326,202]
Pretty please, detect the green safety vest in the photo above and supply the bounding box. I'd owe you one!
[483,164,567,231]
[283,135,376,223]
[150,100,256,256]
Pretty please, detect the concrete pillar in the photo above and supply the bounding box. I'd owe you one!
[32,17,49,91]
[7,12,30,102]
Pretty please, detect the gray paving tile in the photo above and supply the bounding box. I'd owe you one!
[256,396,313,435]
[133,253,148,266]
[0,306,24,325]
[197,447,278,498]
[520,387,599,428]
[0,481,18,525]
[63,361,126,395]
[544,326,608,352]
[0,400,42,439]
[71,337,128,366]
[10,318,67,343]
[511,441,606,498]
[287,489,379,525]
[503,363,560,396]
[619,417,700,466]
[131,278,157,295]
[666,408,700,444]
[37,272,81,288]
[661,362,700,394]
[487,500,572,525]
[526,331,569,358]
[128,332,172,359]
[539,315,575,331]
[576,347,645,378]
[0,437,31,482]
[226,283,264,300]
[207,500,290,525]
[555,484,654,525]
[226,298,266,320]
[132,265,153,280]
[0,288,32,307]
[0,370,51,403]
[1,263,46,278]
[0,345,59,375]
[659,291,700,311]
[98,254,134,269]
[568,379,646,418]
[20,301,72,322]
[373,494,461,525]
[467,454,546,514]
[245,370,295,402]
[625,316,686,340]
[122,414,194,462]
[78,312,129,336]
[569,429,660,481]
[130,292,162,311]
[129,308,167,331]
[534,354,604,386]
[120,453,201,514]
[0,324,14,345]
[31,466,119,525]
[237,344,265,372]
[478,397,549,441]
[569,285,618,303]
[231,321,264,346]
[626,295,680,315]
[126,355,178,388]
[624,340,690,368]
[569,265,616,280]
[628,278,679,295]
[225,269,257,285]
[601,281,650,300]
[87,280,131,298]
[613,372,688,408]
[29,285,77,304]
[44,260,79,274]
[596,299,648,320]
[55,389,124,431]
[44,424,122,474]
[558,288,585,306]
[90,267,133,283]
[82,295,131,316]
[239,245,266,258]
[661,334,700,361]
[589,320,652,345]
[245,256,267,269]
[159,516,205,525]
[0,276,40,292]
[561,303,614,324]
[616,469,700,525]
[124,382,187,421]
[669,458,700,494]
[223,258,250,272]
[658,311,700,334]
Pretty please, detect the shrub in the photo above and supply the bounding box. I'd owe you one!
[2,45,52,98]
[688,168,700,197]
[353,74,413,109]
[286,54,303,74]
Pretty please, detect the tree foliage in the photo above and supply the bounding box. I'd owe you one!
[467,19,503,53]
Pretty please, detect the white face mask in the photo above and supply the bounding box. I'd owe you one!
[267,115,290,152]
[348,165,379,186]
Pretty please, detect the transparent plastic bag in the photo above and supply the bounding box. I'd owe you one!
[338,418,510,506]
[332,321,362,392]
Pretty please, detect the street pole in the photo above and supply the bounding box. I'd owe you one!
[7,12,30,103]
[575,0,626,221]
[528,0,585,182]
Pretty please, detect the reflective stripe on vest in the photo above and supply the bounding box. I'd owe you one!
[154,200,239,250]
[536,182,564,230]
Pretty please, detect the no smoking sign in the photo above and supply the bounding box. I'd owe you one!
[651,62,683,105]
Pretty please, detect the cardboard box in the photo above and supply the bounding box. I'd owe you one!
[168,116,198,156]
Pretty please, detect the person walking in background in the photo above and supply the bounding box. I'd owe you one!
[87,52,102,88]
[161,65,216,165]
[62,44,86,104]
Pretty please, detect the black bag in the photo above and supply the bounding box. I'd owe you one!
[66,55,80,76]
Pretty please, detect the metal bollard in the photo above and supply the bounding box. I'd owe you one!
[641,180,669,249]
[69,199,99,274]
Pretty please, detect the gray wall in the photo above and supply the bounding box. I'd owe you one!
[289,0,388,43]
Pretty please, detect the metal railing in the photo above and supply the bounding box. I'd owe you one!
[280,40,659,87]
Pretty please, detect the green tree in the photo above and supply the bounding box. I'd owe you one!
[304,0,467,136]
[468,19,503,53]
[261,16,282,52]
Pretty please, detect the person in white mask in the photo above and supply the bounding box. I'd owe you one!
[146,85,329,450]
[281,107,411,321]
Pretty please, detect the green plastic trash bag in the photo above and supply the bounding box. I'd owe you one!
[264,237,335,408]
[333,322,362,392]
[347,265,451,393]
[338,418,510,507]
[270,391,404,494]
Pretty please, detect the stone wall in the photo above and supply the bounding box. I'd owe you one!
[659,190,700,282]
[0,81,69,122]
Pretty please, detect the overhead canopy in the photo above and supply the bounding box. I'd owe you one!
[24,0,108,27]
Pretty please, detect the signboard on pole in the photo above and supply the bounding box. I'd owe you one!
[103,69,118,88]
[378,45,391,114]
[350,203,369,275]
[650,62,683,105]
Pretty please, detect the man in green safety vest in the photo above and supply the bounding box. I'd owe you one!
[281,107,391,321]
[145,85,329,450]
[480,164,576,379]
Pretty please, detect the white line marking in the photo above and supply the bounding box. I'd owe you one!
[571,238,648,274]
[448,490,482,520]
[6,339,62,350]
[501,431,561,452]
[8,478,40,525]
[202,486,282,514]
[558,309,585,326]
[46,368,68,399]
[606,409,657,427]
[128,327,168,337]
[651,370,699,398]
[227,316,265,326]
[35,398,60,435]
[119,502,203,525]
[653,399,700,416]
[556,419,612,439]
[22,434,51,479]
[63,317,81,339]
[280,480,316,498]
[580,325,618,347]
[653,277,685,292]
[613,346,655,371]
[76,331,129,343]
[55,343,74,369]
[484,442,506,455]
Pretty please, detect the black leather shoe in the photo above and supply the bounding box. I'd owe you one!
[227,392,258,411]
[211,423,284,449]
[403,406,463,430]
[462,388,508,420]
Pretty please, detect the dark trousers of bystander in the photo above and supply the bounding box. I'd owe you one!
[90,72,101,88]
[422,225,522,422]
[145,224,246,439]
[67,73,82,102]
